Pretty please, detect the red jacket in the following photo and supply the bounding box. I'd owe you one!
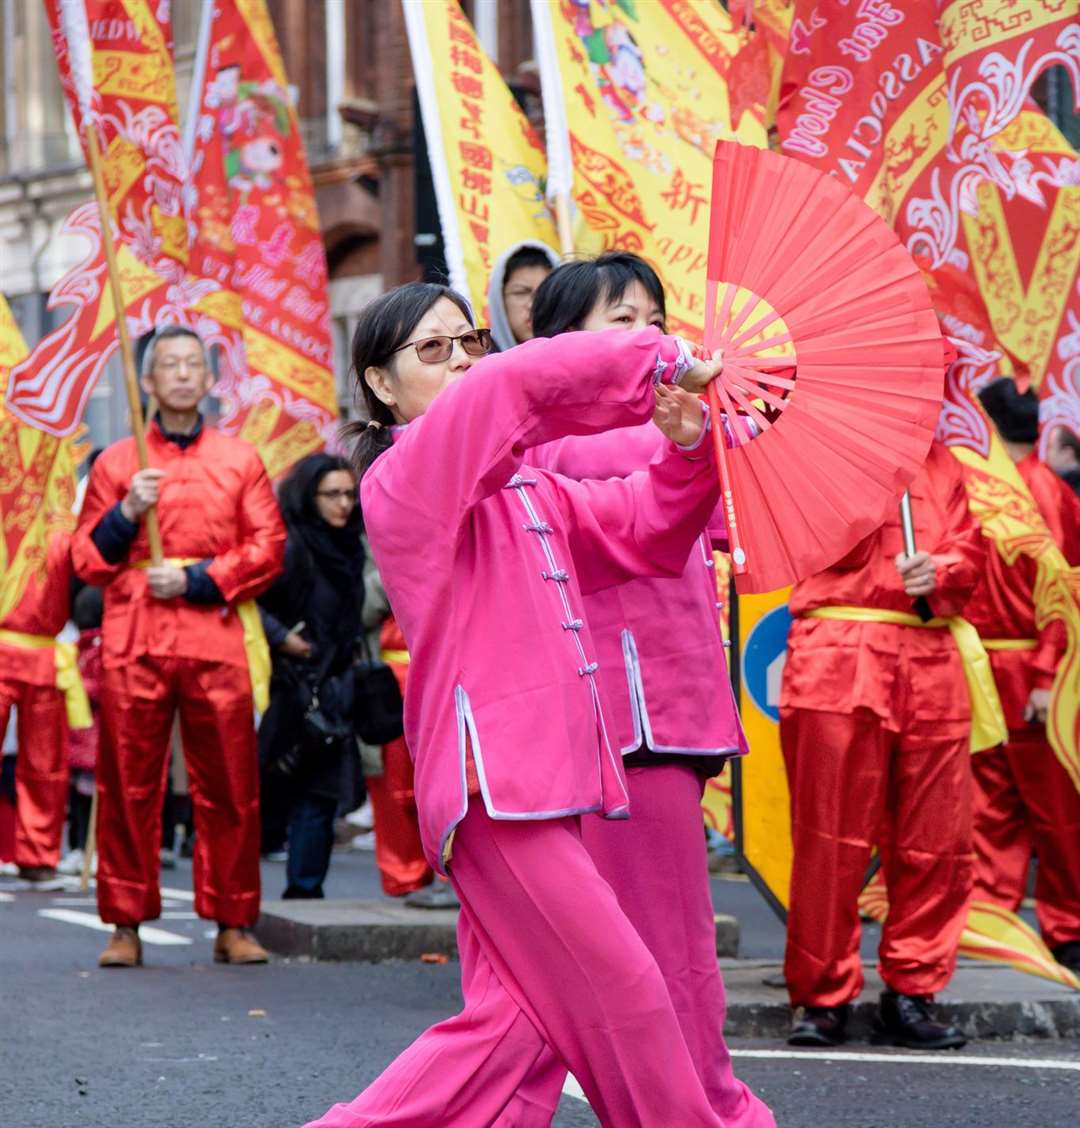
[72,423,285,671]
[782,442,985,725]
[961,453,1080,727]
[0,529,73,687]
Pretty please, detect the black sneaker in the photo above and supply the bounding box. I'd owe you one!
[1050,941,1080,974]
[872,991,967,1049]
[788,1004,849,1047]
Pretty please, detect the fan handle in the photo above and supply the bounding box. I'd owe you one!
[705,381,747,576]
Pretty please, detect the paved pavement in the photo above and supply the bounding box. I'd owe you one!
[2,849,1078,1128]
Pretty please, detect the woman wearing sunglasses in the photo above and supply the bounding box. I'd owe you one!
[304,281,727,1128]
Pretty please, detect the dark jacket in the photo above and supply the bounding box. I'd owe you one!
[258,525,365,798]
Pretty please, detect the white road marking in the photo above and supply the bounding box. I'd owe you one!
[730,1049,1080,1072]
[160,886,195,902]
[0,891,13,902]
[38,909,192,946]
[160,911,197,920]
[559,1050,1080,1108]
[561,1076,587,1101]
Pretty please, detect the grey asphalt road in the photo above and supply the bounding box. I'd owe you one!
[2,852,1077,1128]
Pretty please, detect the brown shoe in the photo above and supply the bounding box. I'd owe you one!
[214,928,269,965]
[18,866,65,890]
[99,926,142,968]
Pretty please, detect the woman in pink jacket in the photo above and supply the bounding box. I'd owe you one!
[516,254,775,1127]
[305,282,727,1128]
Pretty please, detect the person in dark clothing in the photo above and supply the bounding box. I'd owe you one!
[259,453,365,899]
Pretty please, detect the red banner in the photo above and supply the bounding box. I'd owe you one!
[4,0,192,436]
[186,0,337,478]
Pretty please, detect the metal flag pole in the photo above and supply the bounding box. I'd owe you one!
[899,490,932,621]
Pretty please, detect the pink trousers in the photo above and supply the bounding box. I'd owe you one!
[499,765,774,1128]
[304,794,726,1127]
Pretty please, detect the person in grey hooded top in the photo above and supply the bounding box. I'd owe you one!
[486,239,560,350]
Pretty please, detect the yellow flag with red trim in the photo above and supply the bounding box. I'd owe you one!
[531,0,768,337]
[402,0,559,324]
[0,295,79,625]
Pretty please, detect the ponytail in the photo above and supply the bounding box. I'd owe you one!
[342,413,394,478]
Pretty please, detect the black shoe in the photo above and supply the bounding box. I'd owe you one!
[788,1004,849,1047]
[872,991,966,1049]
[1050,941,1080,974]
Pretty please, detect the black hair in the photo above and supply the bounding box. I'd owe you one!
[278,451,357,528]
[72,583,104,631]
[977,378,1039,444]
[530,252,666,338]
[343,282,474,477]
[503,247,555,285]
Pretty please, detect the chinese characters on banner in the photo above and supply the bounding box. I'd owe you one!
[402,0,558,320]
[532,0,768,336]
[186,0,337,478]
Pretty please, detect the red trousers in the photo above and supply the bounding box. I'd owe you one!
[367,735,432,896]
[972,727,1080,947]
[97,656,260,927]
[781,707,973,1006]
[0,678,68,869]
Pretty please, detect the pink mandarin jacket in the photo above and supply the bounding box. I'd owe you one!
[360,328,719,871]
[531,423,747,763]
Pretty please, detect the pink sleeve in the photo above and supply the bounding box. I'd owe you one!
[545,438,720,596]
[374,327,692,536]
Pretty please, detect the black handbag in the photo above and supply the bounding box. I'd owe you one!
[353,636,404,745]
[299,646,354,745]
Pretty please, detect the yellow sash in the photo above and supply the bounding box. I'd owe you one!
[803,606,1008,753]
[0,628,92,730]
[381,649,410,665]
[133,559,270,713]
[982,639,1038,652]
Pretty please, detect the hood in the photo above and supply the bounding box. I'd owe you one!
[486,239,561,352]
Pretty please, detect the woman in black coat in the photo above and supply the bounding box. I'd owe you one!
[258,453,365,898]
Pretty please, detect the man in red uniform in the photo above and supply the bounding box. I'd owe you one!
[780,442,985,1048]
[73,326,285,968]
[0,528,75,885]
[965,380,1080,975]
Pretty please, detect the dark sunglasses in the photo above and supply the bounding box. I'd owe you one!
[391,329,494,364]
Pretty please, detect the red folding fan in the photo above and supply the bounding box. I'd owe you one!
[702,141,945,594]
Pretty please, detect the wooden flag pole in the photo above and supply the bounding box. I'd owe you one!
[84,126,163,566]
[554,193,575,260]
[79,787,98,894]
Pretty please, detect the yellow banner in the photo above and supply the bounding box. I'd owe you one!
[0,295,78,624]
[952,436,1080,792]
[537,0,767,336]
[404,0,558,322]
[939,0,1075,64]
[734,586,793,911]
